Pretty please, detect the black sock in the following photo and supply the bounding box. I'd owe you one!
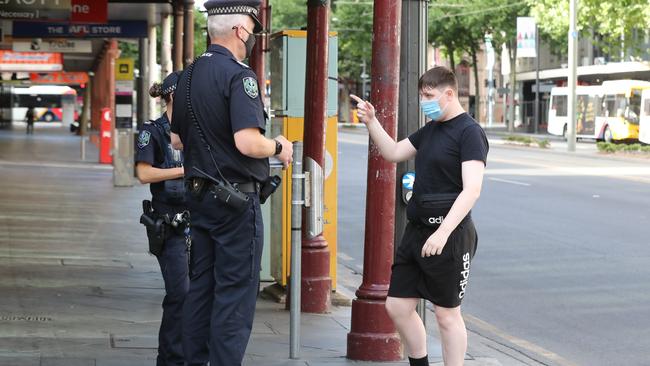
[408,355,429,366]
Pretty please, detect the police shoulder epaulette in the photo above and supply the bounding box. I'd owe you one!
[144,120,153,125]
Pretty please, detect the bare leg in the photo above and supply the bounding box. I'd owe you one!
[434,304,467,366]
[385,296,427,358]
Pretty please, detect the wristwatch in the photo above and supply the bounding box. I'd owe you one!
[274,139,283,155]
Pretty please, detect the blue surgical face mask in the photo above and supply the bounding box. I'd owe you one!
[420,91,448,121]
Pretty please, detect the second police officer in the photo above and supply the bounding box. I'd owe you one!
[136,71,189,366]
[171,1,293,365]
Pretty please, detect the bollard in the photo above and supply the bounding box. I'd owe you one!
[290,141,304,359]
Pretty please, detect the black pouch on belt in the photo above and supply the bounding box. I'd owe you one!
[407,193,459,227]
[139,200,167,256]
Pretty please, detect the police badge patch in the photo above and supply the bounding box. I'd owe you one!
[243,77,259,99]
[138,130,151,149]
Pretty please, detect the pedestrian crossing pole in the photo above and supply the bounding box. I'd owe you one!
[567,0,578,152]
[290,142,304,359]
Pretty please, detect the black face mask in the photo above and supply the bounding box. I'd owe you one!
[241,32,256,59]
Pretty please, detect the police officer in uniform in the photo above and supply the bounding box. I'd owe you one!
[136,71,189,366]
[171,1,293,364]
[353,66,489,366]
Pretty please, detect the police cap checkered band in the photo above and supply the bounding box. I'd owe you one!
[160,70,181,97]
[204,0,263,33]
[207,5,258,17]
[161,84,176,97]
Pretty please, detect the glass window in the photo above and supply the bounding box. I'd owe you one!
[552,95,567,117]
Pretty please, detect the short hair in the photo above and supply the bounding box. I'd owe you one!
[207,14,251,40]
[418,66,458,93]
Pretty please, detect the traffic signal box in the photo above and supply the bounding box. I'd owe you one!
[269,30,339,289]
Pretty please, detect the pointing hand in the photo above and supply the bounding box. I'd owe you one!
[350,94,376,124]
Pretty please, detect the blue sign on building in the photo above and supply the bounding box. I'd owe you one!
[12,21,148,38]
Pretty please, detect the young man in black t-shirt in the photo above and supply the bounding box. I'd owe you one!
[351,66,488,366]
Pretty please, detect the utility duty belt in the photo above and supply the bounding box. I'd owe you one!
[408,193,466,228]
[139,200,190,256]
[186,167,281,211]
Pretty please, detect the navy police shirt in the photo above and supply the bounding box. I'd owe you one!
[171,44,269,183]
[408,112,489,196]
[135,114,184,204]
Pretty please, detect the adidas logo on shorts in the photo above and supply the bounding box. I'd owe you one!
[427,216,444,225]
[458,252,470,299]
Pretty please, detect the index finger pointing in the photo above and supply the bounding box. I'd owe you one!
[350,94,363,104]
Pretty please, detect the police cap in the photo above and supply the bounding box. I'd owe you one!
[161,70,182,97]
[204,0,263,34]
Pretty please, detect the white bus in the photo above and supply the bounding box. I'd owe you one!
[547,85,603,140]
[640,88,650,144]
[548,80,650,142]
[0,85,77,124]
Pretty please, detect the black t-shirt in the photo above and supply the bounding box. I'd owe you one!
[171,44,269,183]
[135,114,184,205]
[407,112,488,200]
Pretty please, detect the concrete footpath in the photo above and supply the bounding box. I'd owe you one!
[0,125,550,366]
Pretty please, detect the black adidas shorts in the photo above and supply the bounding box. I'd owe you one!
[388,218,478,308]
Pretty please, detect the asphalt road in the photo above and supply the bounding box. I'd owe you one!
[337,129,650,366]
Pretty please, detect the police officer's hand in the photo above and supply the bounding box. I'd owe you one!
[274,135,293,169]
[350,94,376,124]
[421,229,450,257]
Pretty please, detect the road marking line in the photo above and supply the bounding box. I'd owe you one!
[337,252,354,261]
[464,314,578,366]
[488,177,531,186]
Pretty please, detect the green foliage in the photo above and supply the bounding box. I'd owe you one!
[118,41,140,69]
[527,0,650,58]
[597,142,650,154]
[428,0,529,68]
[195,10,208,57]
[331,0,373,80]
[504,135,550,148]
[270,0,308,31]
[537,139,550,149]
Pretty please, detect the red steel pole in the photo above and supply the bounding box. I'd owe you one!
[301,0,331,313]
[347,0,402,360]
[249,0,268,98]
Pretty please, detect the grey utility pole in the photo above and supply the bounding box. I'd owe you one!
[534,24,540,134]
[396,0,427,329]
[567,0,578,151]
[290,142,304,359]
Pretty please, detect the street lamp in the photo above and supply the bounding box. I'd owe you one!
[360,60,369,99]
[484,32,495,127]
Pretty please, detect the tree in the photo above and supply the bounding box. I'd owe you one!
[528,0,650,59]
[195,9,208,58]
[331,0,373,81]
[428,0,529,122]
[270,0,308,31]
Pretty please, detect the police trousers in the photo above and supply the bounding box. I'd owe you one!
[156,228,189,366]
[182,191,264,366]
